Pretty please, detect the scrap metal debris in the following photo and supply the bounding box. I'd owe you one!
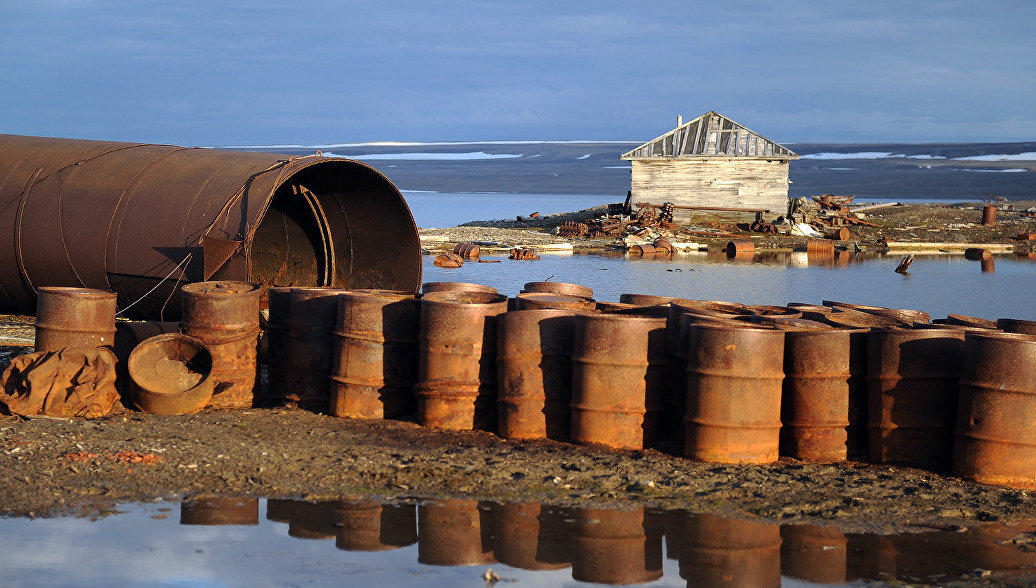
[509,248,540,260]
[0,348,119,418]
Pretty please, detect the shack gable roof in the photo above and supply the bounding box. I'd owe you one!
[621,111,798,160]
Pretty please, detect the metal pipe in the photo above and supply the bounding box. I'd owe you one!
[0,134,421,319]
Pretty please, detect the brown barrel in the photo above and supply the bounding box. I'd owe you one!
[416,291,508,430]
[842,327,871,459]
[997,317,1036,335]
[421,282,497,294]
[333,501,417,552]
[685,323,785,463]
[572,508,662,585]
[286,287,352,412]
[113,320,180,395]
[180,281,260,409]
[953,331,1036,489]
[824,309,906,329]
[619,294,673,306]
[750,305,803,319]
[417,499,496,566]
[965,247,992,260]
[867,328,966,471]
[493,503,571,571]
[780,329,852,462]
[433,253,464,268]
[261,286,293,405]
[515,292,595,312]
[982,204,997,226]
[496,310,576,440]
[806,238,835,254]
[787,303,836,322]
[826,227,851,241]
[570,314,667,449]
[780,525,847,584]
[672,298,753,319]
[331,290,420,419]
[726,240,755,255]
[452,242,481,259]
[652,237,674,253]
[981,257,995,273]
[672,513,781,588]
[34,286,117,353]
[128,333,214,415]
[945,314,998,329]
[180,497,259,526]
[522,281,593,299]
[628,244,656,256]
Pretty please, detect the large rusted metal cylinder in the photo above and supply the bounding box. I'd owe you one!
[672,513,782,588]
[570,314,667,449]
[128,333,214,415]
[726,240,755,255]
[416,291,508,430]
[34,286,117,353]
[179,281,260,409]
[515,292,595,312]
[333,501,417,552]
[286,287,352,412]
[259,286,292,405]
[331,290,420,419]
[867,328,966,471]
[522,281,593,299]
[572,508,662,585]
[493,503,571,571]
[113,320,180,396]
[781,328,852,462]
[421,282,497,295]
[685,323,785,463]
[0,134,421,319]
[953,331,1036,490]
[496,310,576,441]
[780,525,847,584]
[982,204,997,226]
[417,499,496,566]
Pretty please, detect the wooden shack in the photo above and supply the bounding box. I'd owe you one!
[621,111,798,216]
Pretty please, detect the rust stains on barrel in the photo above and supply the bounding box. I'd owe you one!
[417,499,496,566]
[684,323,785,463]
[497,309,576,441]
[628,244,656,256]
[180,281,260,409]
[0,134,421,319]
[997,317,1036,335]
[982,204,997,226]
[287,287,352,412]
[522,281,593,299]
[572,508,662,585]
[416,291,508,430]
[260,286,292,406]
[128,333,214,415]
[113,320,180,395]
[570,314,667,449]
[34,287,117,353]
[452,242,481,259]
[515,292,595,312]
[421,282,497,295]
[331,290,420,419]
[953,331,1036,490]
[867,327,966,471]
[619,294,673,306]
[781,327,852,462]
[726,240,755,255]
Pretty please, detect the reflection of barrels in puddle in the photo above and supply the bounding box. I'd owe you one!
[333,500,417,552]
[284,501,339,540]
[671,512,781,588]
[890,521,1036,582]
[572,508,662,585]
[180,497,259,526]
[493,503,572,571]
[417,499,496,566]
[780,524,847,584]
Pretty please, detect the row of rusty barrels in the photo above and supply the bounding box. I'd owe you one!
[186,496,1036,586]
[33,282,261,414]
[261,280,1036,491]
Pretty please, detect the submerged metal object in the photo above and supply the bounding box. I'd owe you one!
[331,290,420,419]
[954,331,1036,490]
[180,281,260,409]
[34,286,117,353]
[0,134,421,319]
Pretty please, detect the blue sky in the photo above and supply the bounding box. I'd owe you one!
[1,1,1033,146]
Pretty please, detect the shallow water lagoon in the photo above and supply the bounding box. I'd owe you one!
[423,251,1036,322]
[2,498,1033,586]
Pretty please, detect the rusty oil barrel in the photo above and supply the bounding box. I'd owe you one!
[180,497,259,526]
[944,314,999,329]
[628,243,657,256]
[953,331,1036,490]
[333,501,417,552]
[260,286,293,405]
[331,290,420,419]
[128,333,214,415]
[619,294,673,306]
[672,512,782,588]
[827,227,852,241]
[515,292,595,312]
[416,291,508,430]
[494,503,571,571]
[997,317,1036,335]
[867,328,966,471]
[780,328,852,462]
[286,287,352,412]
[965,247,993,261]
[570,314,667,449]
[684,323,785,463]
[572,508,662,585]
[652,237,673,254]
[787,303,837,323]
[595,301,635,313]
[496,309,576,441]
[34,286,117,353]
[452,242,481,259]
[180,281,260,409]
[113,320,180,395]
[750,304,804,319]
[726,240,755,256]
[417,499,496,566]
[982,204,997,226]
[806,238,835,254]
[421,282,497,295]
[780,524,847,584]
[521,281,593,299]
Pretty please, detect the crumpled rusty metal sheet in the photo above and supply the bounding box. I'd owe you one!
[0,347,119,418]
[0,134,421,319]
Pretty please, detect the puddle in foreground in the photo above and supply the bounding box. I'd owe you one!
[0,498,1033,586]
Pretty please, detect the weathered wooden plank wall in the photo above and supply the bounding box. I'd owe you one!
[628,158,791,215]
